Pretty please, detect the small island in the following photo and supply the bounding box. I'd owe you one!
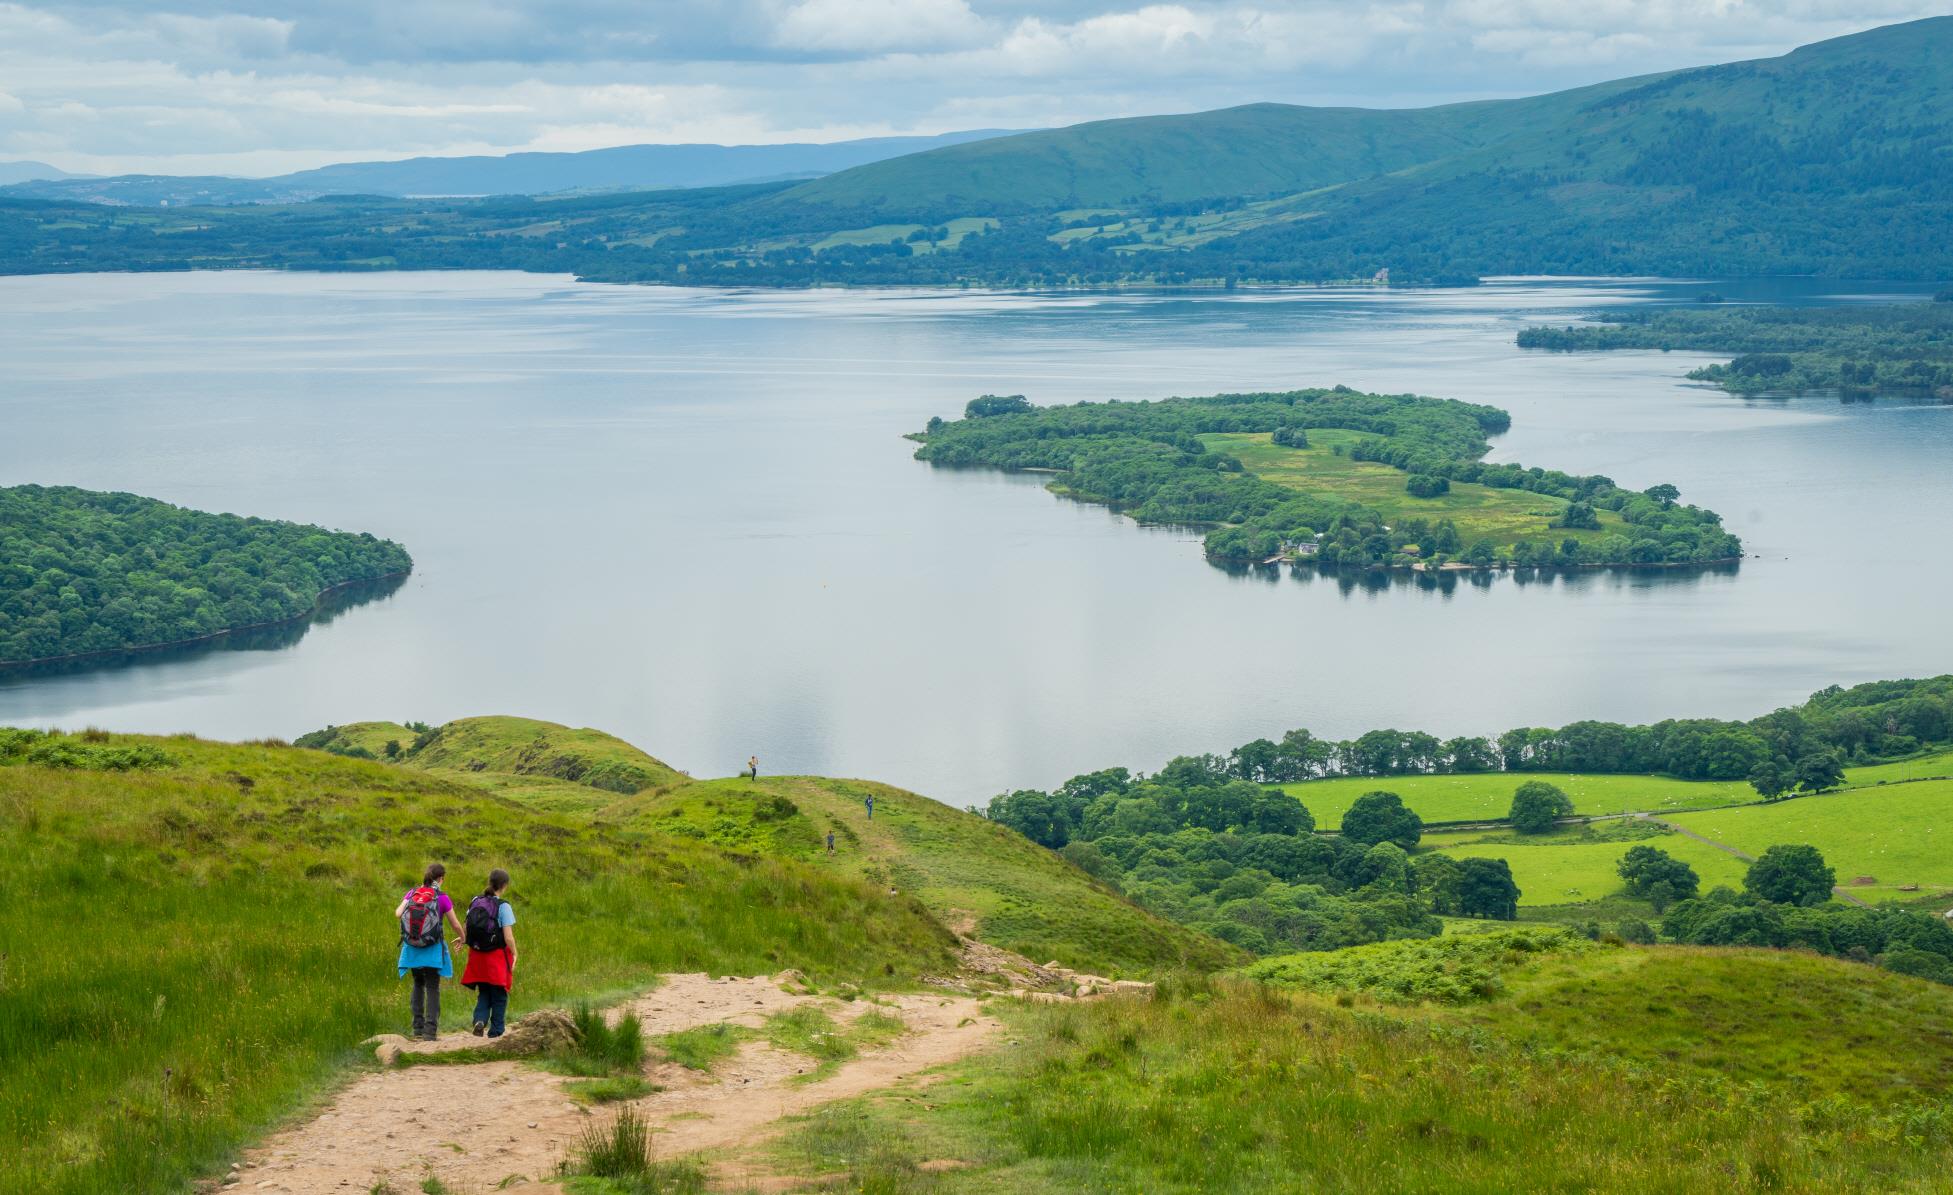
[913,388,1740,569]
[0,484,411,668]
[1517,298,1953,397]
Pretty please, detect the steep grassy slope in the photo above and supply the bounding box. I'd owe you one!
[0,728,954,1195]
[772,942,1953,1191]
[621,775,1239,977]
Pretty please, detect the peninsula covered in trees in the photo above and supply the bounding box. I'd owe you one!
[1518,298,1953,396]
[913,388,1741,568]
[0,485,411,667]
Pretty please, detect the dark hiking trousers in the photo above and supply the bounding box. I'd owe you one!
[472,983,510,1037]
[411,967,442,1037]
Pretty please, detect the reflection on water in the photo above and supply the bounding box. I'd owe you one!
[0,573,409,685]
[0,271,1945,802]
[1208,560,1743,595]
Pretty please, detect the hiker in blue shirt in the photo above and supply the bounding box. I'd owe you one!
[865,794,874,820]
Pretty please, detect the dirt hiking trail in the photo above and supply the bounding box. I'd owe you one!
[219,974,1002,1194]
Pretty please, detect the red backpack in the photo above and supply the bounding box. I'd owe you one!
[400,886,443,948]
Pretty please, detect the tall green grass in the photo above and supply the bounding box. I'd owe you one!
[788,979,1953,1192]
[0,732,956,1195]
[629,776,1241,976]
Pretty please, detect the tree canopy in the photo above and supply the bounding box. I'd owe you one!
[0,485,410,666]
[1508,781,1574,834]
[1745,844,1837,907]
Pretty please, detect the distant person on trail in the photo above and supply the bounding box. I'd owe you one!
[826,829,835,855]
[865,794,874,820]
[460,868,519,1038]
[396,862,466,1041]
[749,755,759,781]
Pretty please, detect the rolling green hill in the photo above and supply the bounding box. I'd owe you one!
[295,715,687,810]
[3,19,1946,285]
[621,774,1240,977]
[0,725,956,1195]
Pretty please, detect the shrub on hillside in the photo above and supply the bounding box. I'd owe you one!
[1616,845,1701,911]
[1245,926,1592,1004]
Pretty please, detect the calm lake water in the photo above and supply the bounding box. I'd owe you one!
[1,272,1946,802]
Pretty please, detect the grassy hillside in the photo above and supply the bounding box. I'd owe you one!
[622,775,1239,977]
[0,727,955,1195]
[772,939,1953,1191]
[773,101,1510,212]
[297,715,686,810]
[1248,929,1953,1103]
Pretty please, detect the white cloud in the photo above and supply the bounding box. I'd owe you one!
[772,0,987,52]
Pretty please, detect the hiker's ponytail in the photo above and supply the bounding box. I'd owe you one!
[422,862,446,886]
[484,867,510,898]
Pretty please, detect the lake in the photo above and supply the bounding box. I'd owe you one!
[1,271,1946,803]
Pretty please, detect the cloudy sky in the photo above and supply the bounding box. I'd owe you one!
[0,1,1941,176]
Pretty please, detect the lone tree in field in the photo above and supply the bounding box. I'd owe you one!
[1509,781,1574,834]
[1748,759,1791,801]
[1744,844,1835,907]
[1616,844,1700,912]
[1341,791,1423,850]
[1456,856,1521,919]
[1794,752,1846,794]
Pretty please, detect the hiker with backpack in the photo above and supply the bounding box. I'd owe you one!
[460,868,519,1038]
[396,863,467,1041]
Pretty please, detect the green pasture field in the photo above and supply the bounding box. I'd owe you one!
[1277,770,1753,829]
[1203,429,1625,549]
[1669,779,1953,900]
[1421,824,1748,906]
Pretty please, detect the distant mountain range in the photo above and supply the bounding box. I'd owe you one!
[0,130,1018,206]
[2,17,1947,283]
[0,161,72,186]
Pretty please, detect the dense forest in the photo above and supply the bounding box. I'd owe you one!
[985,674,1953,974]
[0,485,410,665]
[1519,299,1953,396]
[914,388,1741,567]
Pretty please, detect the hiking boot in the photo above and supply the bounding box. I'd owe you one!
[472,1020,487,1037]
